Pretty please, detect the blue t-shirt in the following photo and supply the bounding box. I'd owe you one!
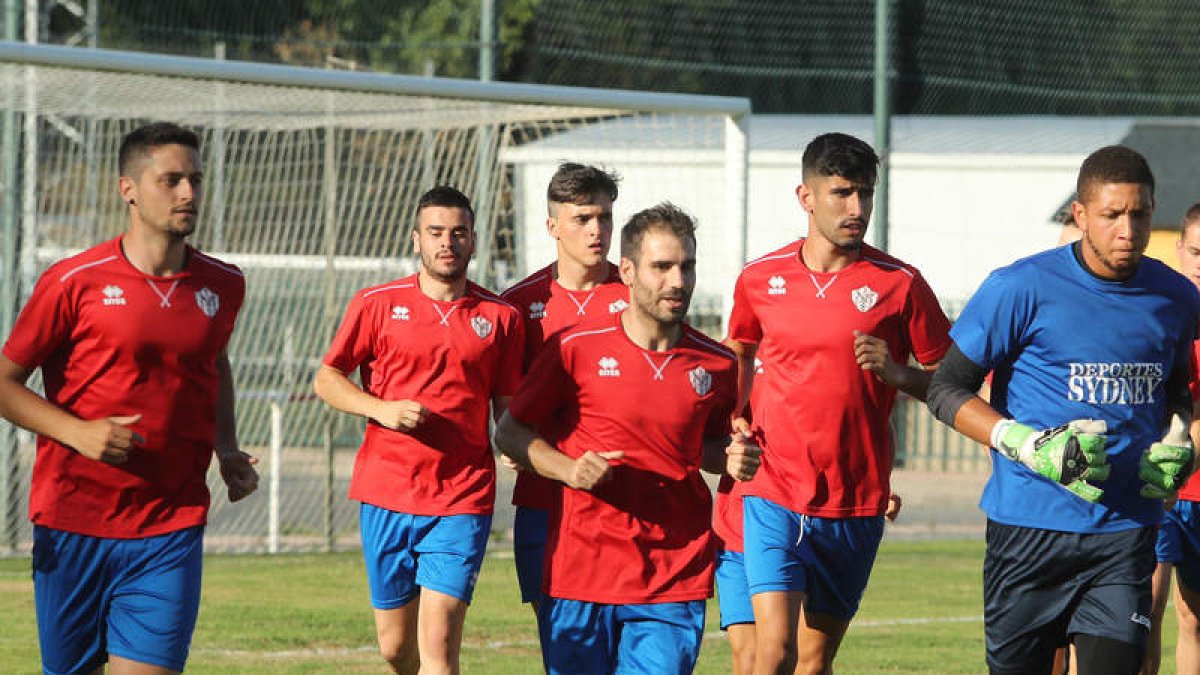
[953,244,1200,533]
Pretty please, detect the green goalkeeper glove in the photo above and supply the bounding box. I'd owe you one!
[992,419,1110,502]
[1139,413,1195,499]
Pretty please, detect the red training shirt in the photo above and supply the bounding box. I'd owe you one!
[501,262,628,510]
[1176,339,1200,501]
[728,240,951,517]
[323,275,523,516]
[3,236,245,538]
[508,313,737,604]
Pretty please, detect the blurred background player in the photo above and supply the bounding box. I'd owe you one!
[927,146,1198,675]
[0,122,257,675]
[495,203,761,674]
[499,162,626,621]
[1142,203,1200,675]
[725,132,950,675]
[313,186,523,675]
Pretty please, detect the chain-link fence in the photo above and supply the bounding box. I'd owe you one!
[5,1,1198,551]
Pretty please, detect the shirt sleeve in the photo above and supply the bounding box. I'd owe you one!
[949,267,1032,371]
[507,334,575,428]
[726,271,762,344]
[703,362,738,439]
[322,293,377,374]
[2,268,75,369]
[492,308,527,397]
[903,270,953,365]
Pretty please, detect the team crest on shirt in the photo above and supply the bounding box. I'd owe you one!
[470,316,493,339]
[391,306,410,321]
[528,301,546,320]
[768,275,787,295]
[598,356,620,377]
[194,288,219,318]
[688,366,712,396]
[101,285,126,306]
[609,299,628,313]
[851,285,878,313]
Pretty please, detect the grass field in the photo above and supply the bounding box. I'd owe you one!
[0,539,1181,673]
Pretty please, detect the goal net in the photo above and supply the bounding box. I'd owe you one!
[0,42,749,552]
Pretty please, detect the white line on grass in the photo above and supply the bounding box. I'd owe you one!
[193,616,984,660]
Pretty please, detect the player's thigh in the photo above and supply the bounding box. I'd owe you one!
[1068,527,1154,648]
[107,654,180,675]
[413,513,492,604]
[33,525,110,675]
[612,600,706,675]
[539,597,617,675]
[105,527,205,673]
[743,497,806,595]
[743,497,883,620]
[982,521,1079,673]
[360,503,423,609]
[1171,500,1200,603]
[716,548,755,630]
[416,587,470,662]
[797,609,852,669]
[799,515,884,620]
[513,506,549,604]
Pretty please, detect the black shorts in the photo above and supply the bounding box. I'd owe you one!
[983,520,1155,674]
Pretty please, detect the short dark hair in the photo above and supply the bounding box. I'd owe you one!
[118,122,200,177]
[1182,202,1200,238]
[417,185,475,224]
[802,133,878,185]
[620,202,696,262]
[547,162,620,209]
[1076,145,1155,203]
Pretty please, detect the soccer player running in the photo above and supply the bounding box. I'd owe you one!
[494,203,762,674]
[499,163,627,618]
[1143,203,1200,675]
[0,122,258,675]
[313,186,523,675]
[926,146,1199,675]
[725,132,951,675]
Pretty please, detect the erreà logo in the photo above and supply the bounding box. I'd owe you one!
[598,356,620,377]
[609,299,628,313]
[391,306,410,321]
[768,275,787,295]
[528,301,546,320]
[102,285,126,306]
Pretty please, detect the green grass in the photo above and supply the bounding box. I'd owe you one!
[0,540,1182,673]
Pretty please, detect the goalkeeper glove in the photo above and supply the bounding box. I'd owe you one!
[992,418,1110,502]
[1139,413,1195,499]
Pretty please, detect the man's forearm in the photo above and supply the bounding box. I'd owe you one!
[883,364,935,402]
[313,364,382,420]
[215,351,240,456]
[494,412,576,484]
[701,435,730,474]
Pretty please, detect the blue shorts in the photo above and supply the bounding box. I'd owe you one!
[513,506,549,604]
[32,525,204,674]
[1157,500,1200,592]
[742,496,884,620]
[539,597,705,675]
[715,548,754,629]
[359,503,491,608]
[983,521,1154,673]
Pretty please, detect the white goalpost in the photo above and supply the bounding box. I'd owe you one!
[0,40,750,553]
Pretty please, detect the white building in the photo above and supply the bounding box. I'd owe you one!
[504,114,1145,314]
